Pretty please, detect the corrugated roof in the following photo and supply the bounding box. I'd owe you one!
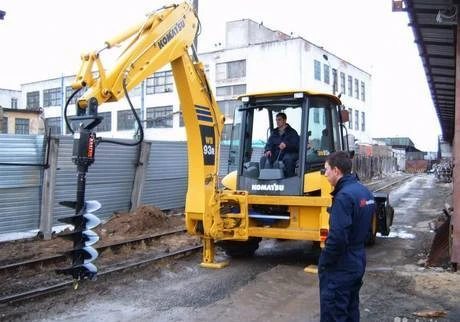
[404,0,456,143]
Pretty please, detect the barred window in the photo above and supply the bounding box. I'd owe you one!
[45,117,61,135]
[1,117,7,133]
[332,69,338,94]
[27,91,40,109]
[65,86,84,104]
[217,100,240,120]
[146,106,173,128]
[314,108,320,123]
[348,108,353,129]
[361,81,366,101]
[314,60,321,81]
[118,109,140,130]
[95,112,112,132]
[43,88,62,107]
[216,84,246,96]
[216,60,246,81]
[323,64,330,84]
[15,118,29,135]
[146,70,173,94]
[340,72,346,95]
[354,110,359,130]
[354,79,359,99]
[11,98,18,109]
[347,76,353,97]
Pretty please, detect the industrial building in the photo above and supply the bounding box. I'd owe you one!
[13,19,372,144]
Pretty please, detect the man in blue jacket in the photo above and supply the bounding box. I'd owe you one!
[319,151,375,322]
[260,112,299,177]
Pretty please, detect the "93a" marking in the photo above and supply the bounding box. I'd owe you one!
[203,145,215,155]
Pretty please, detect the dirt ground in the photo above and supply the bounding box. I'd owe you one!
[2,174,460,322]
[0,205,185,266]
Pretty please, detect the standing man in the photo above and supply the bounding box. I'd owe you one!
[260,112,299,177]
[319,151,375,322]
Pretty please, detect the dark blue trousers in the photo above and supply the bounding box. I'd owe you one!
[319,270,363,322]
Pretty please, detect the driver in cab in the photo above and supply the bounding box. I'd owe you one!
[260,112,299,177]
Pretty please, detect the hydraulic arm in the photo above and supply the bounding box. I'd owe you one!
[62,2,232,270]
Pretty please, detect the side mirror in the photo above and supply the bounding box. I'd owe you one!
[340,109,350,123]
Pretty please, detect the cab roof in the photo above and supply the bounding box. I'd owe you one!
[238,90,342,105]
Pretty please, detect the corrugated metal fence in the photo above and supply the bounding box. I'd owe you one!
[0,135,45,234]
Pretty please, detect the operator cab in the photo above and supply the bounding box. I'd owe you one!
[226,91,345,196]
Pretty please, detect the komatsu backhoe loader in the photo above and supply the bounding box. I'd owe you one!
[58,2,393,281]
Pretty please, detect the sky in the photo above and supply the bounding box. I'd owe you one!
[0,0,442,151]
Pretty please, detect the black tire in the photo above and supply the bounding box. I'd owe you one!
[220,237,261,257]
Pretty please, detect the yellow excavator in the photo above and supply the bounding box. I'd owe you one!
[57,2,393,281]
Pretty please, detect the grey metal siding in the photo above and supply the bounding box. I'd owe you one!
[0,135,45,233]
[142,141,188,209]
[53,136,139,222]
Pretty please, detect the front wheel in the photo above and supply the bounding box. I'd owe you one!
[219,237,261,257]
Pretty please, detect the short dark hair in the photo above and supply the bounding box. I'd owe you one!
[276,112,287,120]
[326,151,352,175]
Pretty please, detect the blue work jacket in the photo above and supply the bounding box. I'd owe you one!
[264,124,299,155]
[319,174,375,275]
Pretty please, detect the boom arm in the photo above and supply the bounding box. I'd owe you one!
[72,2,228,266]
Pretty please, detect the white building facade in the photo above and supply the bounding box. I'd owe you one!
[18,19,372,143]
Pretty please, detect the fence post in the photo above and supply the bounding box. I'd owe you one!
[130,141,151,211]
[39,137,59,240]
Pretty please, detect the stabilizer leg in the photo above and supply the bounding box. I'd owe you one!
[200,237,228,269]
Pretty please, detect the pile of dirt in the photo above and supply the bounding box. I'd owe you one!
[0,205,185,266]
[96,205,184,241]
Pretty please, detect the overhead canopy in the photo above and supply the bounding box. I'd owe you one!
[404,0,457,143]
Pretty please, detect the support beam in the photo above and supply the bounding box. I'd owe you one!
[451,23,460,267]
[39,137,59,240]
[130,141,151,211]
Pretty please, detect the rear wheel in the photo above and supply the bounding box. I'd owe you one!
[219,237,261,257]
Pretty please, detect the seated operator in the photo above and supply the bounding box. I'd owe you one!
[260,112,299,177]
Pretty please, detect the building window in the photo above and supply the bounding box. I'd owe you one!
[1,117,7,133]
[11,98,18,109]
[332,69,338,94]
[216,84,246,96]
[354,110,359,130]
[361,81,366,101]
[217,100,240,120]
[146,70,173,94]
[43,88,62,107]
[361,111,365,131]
[347,76,353,97]
[314,108,320,123]
[216,60,246,81]
[323,64,330,84]
[354,79,359,99]
[15,118,29,135]
[26,91,40,109]
[45,117,61,135]
[314,60,321,81]
[117,109,140,130]
[340,72,346,95]
[348,108,353,129]
[95,112,112,132]
[146,106,173,128]
[65,86,84,104]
